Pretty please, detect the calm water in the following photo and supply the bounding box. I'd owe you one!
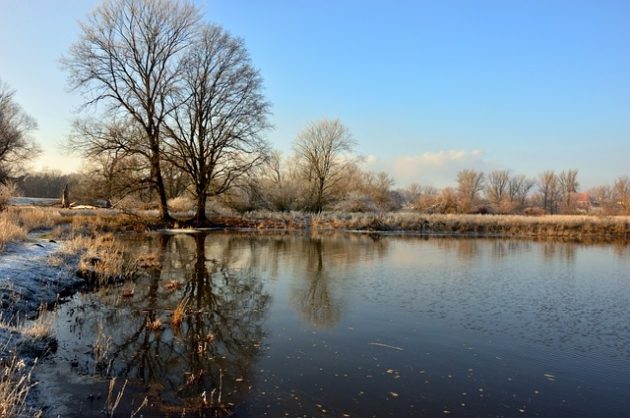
[35,232,630,417]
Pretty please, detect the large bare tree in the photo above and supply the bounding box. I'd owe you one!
[0,80,39,183]
[163,24,270,223]
[538,170,560,214]
[613,175,630,214]
[456,169,484,213]
[294,119,355,213]
[559,169,579,212]
[63,0,200,222]
[485,169,510,209]
[507,174,534,208]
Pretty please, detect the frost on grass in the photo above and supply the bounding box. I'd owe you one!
[0,239,81,327]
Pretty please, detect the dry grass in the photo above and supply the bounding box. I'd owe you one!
[237,211,630,240]
[0,307,51,417]
[136,253,161,270]
[64,211,151,236]
[171,299,187,328]
[20,305,53,341]
[147,318,163,332]
[0,206,64,250]
[164,280,182,291]
[94,320,112,367]
[0,217,27,251]
[0,351,36,417]
[70,233,136,285]
[167,196,195,214]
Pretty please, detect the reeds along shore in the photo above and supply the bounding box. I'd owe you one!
[2,207,630,249]
[218,211,630,240]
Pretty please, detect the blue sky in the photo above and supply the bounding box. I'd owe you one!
[1,0,629,188]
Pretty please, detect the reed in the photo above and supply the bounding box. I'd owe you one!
[234,211,630,240]
[171,298,187,328]
[0,352,36,417]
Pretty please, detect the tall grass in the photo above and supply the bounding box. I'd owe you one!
[0,352,36,417]
[233,211,630,240]
[0,206,66,251]
[64,234,137,285]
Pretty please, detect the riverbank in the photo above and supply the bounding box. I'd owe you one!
[3,206,630,249]
[0,221,140,415]
[206,211,630,241]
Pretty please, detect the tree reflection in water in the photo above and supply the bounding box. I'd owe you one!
[293,237,341,329]
[65,233,270,415]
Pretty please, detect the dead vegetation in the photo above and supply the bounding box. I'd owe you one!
[171,298,187,328]
[72,234,137,285]
[0,351,37,417]
[224,211,630,240]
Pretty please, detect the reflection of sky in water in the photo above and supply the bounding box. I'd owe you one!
[36,233,630,417]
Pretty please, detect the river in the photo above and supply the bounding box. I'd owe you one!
[34,232,630,417]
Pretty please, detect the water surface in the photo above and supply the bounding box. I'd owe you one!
[36,233,630,417]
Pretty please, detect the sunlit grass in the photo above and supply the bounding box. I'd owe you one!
[237,211,630,239]
[0,351,37,417]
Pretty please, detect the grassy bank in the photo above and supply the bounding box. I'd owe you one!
[3,207,630,248]
[0,206,154,251]
[217,211,630,241]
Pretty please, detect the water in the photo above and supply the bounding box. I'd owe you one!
[35,232,630,417]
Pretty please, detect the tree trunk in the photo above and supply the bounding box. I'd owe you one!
[61,184,70,208]
[151,150,172,223]
[195,190,207,224]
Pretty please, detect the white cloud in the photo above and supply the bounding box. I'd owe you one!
[363,154,377,165]
[364,149,494,188]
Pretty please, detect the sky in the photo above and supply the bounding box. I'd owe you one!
[1,0,629,189]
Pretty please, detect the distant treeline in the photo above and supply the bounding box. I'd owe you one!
[10,165,630,217]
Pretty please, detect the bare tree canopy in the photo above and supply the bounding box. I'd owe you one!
[485,169,510,207]
[0,79,40,182]
[538,170,560,214]
[613,175,630,214]
[456,169,484,212]
[163,24,271,223]
[294,118,356,213]
[559,169,579,212]
[63,0,201,221]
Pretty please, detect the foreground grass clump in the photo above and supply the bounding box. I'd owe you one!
[0,207,63,250]
[0,352,37,417]
[54,233,136,285]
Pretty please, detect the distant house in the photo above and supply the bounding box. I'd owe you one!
[575,192,593,212]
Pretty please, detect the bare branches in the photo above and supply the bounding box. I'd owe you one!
[456,169,484,213]
[162,23,271,222]
[63,0,201,221]
[294,118,356,212]
[0,80,40,182]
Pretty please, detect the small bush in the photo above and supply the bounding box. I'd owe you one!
[167,196,195,214]
[0,183,18,211]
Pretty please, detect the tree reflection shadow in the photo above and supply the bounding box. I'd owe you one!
[70,233,270,415]
[293,238,341,329]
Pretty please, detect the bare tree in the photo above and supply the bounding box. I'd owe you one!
[294,119,356,213]
[485,169,510,210]
[0,79,39,183]
[258,152,301,212]
[613,175,630,214]
[68,118,154,201]
[507,174,534,208]
[163,24,270,223]
[538,170,560,214]
[558,169,579,213]
[456,169,484,213]
[588,185,613,214]
[63,0,200,222]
